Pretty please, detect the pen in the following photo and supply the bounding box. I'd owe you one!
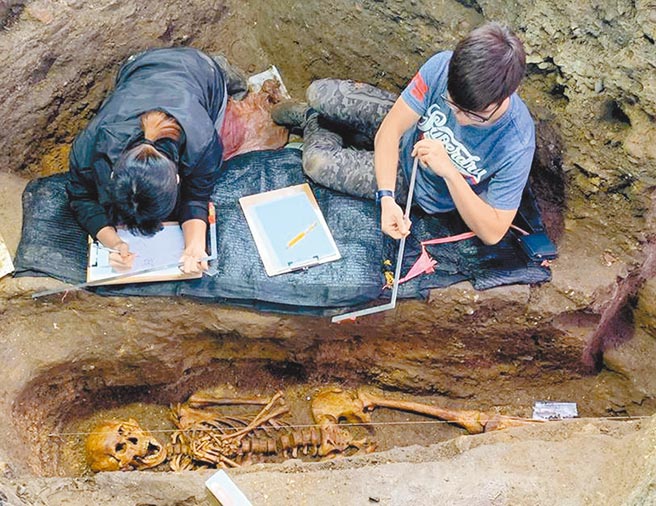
[287,222,317,249]
[99,245,131,255]
[99,245,120,254]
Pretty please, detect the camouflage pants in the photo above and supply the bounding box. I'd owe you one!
[302,79,409,202]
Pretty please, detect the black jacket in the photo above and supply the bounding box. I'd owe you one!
[67,47,226,237]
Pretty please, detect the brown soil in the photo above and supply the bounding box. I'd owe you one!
[1,0,655,504]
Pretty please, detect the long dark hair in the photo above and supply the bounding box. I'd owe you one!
[106,111,182,236]
[447,22,527,112]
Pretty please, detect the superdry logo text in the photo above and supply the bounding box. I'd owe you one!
[417,104,486,184]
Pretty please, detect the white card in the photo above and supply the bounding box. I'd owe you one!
[205,470,252,506]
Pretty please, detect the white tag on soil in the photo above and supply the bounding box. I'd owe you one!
[532,401,578,420]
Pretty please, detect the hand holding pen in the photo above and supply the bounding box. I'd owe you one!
[105,240,136,271]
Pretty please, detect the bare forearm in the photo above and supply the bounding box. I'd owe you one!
[179,219,209,274]
[443,173,514,245]
[96,226,122,248]
[182,219,207,251]
[375,98,421,239]
[374,129,400,191]
[374,98,419,192]
[412,137,516,245]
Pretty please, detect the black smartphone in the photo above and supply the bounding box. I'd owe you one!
[517,232,558,261]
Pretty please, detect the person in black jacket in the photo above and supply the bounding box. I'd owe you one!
[67,47,228,274]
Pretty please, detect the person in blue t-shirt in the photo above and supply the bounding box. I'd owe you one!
[272,22,535,245]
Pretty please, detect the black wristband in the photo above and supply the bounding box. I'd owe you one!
[375,189,395,203]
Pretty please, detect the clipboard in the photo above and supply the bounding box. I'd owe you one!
[86,222,202,285]
[239,183,341,276]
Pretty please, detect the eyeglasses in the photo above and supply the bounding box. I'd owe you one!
[441,93,502,123]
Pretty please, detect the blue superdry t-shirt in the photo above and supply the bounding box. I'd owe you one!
[400,51,536,213]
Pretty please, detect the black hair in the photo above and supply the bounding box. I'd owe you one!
[106,144,178,236]
[447,22,527,112]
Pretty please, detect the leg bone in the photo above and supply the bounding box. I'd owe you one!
[357,389,541,434]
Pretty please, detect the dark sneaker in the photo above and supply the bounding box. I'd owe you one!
[271,101,312,130]
[210,53,249,100]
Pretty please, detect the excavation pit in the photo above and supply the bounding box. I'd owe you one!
[4,290,652,480]
[1,0,656,503]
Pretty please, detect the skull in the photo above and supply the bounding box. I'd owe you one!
[85,418,167,472]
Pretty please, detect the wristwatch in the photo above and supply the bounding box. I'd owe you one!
[375,189,395,203]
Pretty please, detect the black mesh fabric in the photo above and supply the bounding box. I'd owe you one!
[389,195,552,299]
[14,148,551,313]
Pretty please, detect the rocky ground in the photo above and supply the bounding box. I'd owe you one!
[1,0,656,504]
